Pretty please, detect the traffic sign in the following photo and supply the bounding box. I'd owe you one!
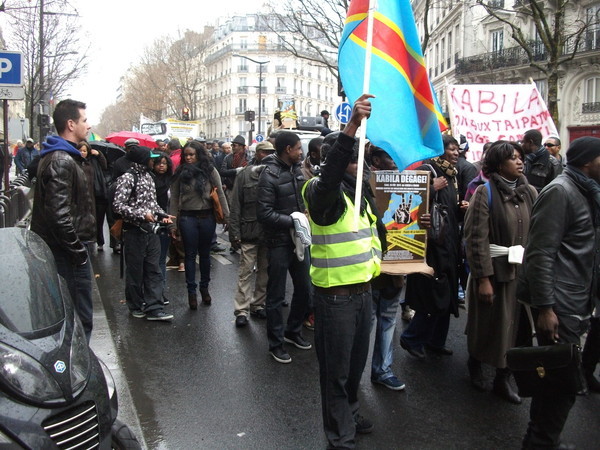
[0,85,24,100]
[335,102,352,124]
[255,134,264,143]
[0,51,23,86]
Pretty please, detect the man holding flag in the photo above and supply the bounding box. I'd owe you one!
[303,94,386,448]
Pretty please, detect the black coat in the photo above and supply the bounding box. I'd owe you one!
[256,154,306,247]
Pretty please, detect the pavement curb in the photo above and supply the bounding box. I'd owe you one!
[90,271,148,449]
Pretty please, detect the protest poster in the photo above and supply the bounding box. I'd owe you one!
[371,170,433,275]
[447,83,558,162]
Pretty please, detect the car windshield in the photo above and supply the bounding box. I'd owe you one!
[0,229,64,333]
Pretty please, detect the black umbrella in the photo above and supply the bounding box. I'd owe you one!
[89,141,125,165]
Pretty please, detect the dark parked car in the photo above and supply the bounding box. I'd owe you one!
[0,227,140,449]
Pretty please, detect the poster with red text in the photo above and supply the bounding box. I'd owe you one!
[447,83,558,162]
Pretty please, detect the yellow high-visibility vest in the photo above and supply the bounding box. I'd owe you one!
[303,182,381,288]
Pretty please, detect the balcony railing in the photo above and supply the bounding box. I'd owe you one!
[582,102,600,113]
[456,37,600,75]
[238,86,248,94]
[276,87,287,94]
[238,65,248,72]
[275,65,287,73]
[235,107,246,115]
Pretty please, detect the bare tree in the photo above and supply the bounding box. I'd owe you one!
[476,0,599,127]
[265,0,347,85]
[3,0,88,139]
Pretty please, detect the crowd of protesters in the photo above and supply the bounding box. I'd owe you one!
[19,98,600,450]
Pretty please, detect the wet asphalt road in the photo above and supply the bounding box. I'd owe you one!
[92,229,600,450]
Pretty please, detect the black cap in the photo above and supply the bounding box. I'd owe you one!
[566,137,600,168]
[126,145,152,165]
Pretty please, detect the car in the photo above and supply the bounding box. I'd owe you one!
[0,228,140,449]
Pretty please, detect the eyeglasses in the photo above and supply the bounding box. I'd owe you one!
[544,143,557,148]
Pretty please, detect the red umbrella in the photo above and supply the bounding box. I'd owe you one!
[105,131,158,148]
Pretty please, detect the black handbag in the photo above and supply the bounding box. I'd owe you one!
[506,306,587,397]
[423,164,448,245]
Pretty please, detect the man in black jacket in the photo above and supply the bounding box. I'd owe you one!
[522,129,562,192]
[520,136,600,449]
[31,99,95,342]
[257,131,311,363]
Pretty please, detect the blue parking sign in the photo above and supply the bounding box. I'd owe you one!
[0,52,22,85]
[335,102,352,125]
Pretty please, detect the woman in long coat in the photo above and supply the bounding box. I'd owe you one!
[464,140,537,404]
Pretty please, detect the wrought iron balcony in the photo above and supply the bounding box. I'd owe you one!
[582,102,600,113]
[238,86,248,94]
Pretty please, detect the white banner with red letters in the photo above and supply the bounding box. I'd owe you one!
[447,83,558,162]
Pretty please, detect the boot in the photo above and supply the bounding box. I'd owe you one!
[200,288,212,305]
[493,368,522,404]
[188,292,198,310]
[467,356,487,392]
[584,368,600,393]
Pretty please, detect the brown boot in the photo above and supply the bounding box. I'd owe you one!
[188,292,198,310]
[200,288,212,305]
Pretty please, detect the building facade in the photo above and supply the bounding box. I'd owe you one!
[201,14,340,141]
[412,0,600,147]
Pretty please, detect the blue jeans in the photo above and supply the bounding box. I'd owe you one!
[265,244,311,350]
[179,214,216,293]
[371,288,400,381]
[52,245,93,343]
[314,289,372,449]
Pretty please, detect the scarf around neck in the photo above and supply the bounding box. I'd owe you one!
[565,166,600,226]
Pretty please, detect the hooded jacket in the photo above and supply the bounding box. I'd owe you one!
[31,135,96,265]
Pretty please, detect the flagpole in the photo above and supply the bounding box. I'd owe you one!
[353,0,376,232]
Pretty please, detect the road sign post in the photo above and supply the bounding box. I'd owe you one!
[335,102,352,125]
[0,51,24,192]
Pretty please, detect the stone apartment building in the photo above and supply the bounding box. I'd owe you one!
[412,0,600,146]
[200,14,340,141]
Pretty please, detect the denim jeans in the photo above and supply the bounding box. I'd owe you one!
[179,214,216,293]
[52,245,93,343]
[123,228,163,313]
[265,244,310,350]
[314,289,372,449]
[371,288,400,381]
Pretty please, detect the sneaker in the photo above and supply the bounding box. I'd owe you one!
[166,260,179,269]
[131,310,146,319]
[401,307,415,322]
[146,311,174,321]
[250,308,267,319]
[303,312,315,331]
[178,263,185,272]
[235,315,249,327]
[211,243,226,253]
[284,333,312,350]
[270,346,292,364]
[97,245,104,252]
[354,414,374,434]
[372,375,406,391]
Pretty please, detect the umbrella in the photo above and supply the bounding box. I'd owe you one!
[105,131,158,148]
[89,141,126,164]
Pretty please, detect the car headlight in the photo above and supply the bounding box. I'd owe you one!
[0,342,64,402]
[69,314,91,395]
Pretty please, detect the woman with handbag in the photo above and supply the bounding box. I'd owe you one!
[169,141,229,309]
[400,135,468,359]
[464,141,537,403]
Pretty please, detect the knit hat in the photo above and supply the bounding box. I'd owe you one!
[566,137,600,168]
[232,135,246,146]
[255,141,275,153]
[126,145,152,165]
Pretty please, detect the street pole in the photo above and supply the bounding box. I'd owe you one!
[39,0,45,142]
[3,100,9,193]
[233,54,269,139]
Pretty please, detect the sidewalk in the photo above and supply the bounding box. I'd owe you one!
[89,274,148,449]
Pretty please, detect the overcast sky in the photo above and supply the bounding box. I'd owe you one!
[3,0,266,125]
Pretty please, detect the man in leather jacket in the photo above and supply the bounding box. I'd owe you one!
[31,99,95,342]
[522,129,562,192]
[520,136,600,449]
[257,130,311,363]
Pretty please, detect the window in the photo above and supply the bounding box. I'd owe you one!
[535,79,547,102]
[586,5,600,50]
[441,38,446,72]
[491,29,504,53]
[240,38,248,49]
[585,77,600,103]
[447,31,453,68]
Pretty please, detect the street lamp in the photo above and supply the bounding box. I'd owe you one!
[233,54,269,137]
